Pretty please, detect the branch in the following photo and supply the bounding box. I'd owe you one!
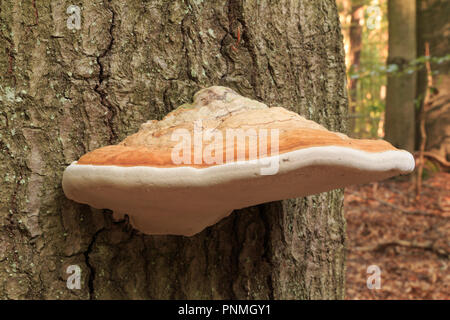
[371,197,448,219]
[416,42,440,198]
[354,239,449,259]
[414,151,450,168]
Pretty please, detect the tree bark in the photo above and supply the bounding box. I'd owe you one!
[416,0,450,163]
[384,0,416,152]
[0,0,347,299]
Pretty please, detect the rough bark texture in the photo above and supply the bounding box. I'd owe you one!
[0,0,347,299]
[385,0,416,152]
[416,0,450,162]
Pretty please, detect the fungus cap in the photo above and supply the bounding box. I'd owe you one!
[62,86,415,236]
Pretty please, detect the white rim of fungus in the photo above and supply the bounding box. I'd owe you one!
[63,146,415,189]
[62,146,415,236]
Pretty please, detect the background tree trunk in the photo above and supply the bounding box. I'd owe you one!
[384,0,416,152]
[348,1,363,134]
[0,0,348,299]
[416,0,450,163]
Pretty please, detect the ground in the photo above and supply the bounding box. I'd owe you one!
[344,172,449,299]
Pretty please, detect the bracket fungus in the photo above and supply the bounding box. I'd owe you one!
[62,86,415,236]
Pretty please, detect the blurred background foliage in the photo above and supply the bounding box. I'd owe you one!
[337,0,450,139]
[338,1,450,301]
[338,0,389,138]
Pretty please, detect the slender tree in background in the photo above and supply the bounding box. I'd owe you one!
[0,1,347,299]
[416,0,450,164]
[384,0,417,152]
[348,1,364,134]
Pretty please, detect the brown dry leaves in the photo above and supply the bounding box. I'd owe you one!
[345,172,450,299]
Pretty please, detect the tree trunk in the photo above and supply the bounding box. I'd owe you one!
[0,0,347,299]
[416,0,450,163]
[385,0,416,152]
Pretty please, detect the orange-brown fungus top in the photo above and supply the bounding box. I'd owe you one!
[77,86,397,168]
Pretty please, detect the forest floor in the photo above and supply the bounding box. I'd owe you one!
[344,172,449,299]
